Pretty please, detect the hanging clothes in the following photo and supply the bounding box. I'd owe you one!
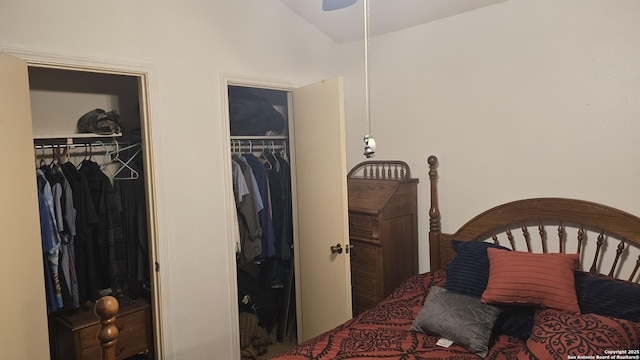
[60,161,99,304]
[233,155,263,265]
[35,141,150,311]
[274,153,293,261]
[52,164,80,308]
[115,154,150,282]
[232,159,250,254]
[264,152,293,260]
[78,159,127,294]
[243,153,276,260]
[36,169,63,312]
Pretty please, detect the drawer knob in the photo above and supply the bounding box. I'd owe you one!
[330,243,343,254]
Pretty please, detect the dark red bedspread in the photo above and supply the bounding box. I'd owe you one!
[271,270,524,359]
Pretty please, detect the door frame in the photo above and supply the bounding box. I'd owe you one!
[3,47,167,359]
[220,74,298,359]
[221,74,353,356]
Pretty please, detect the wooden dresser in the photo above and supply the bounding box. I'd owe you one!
[347,161,419,316]
[54,298,152,360]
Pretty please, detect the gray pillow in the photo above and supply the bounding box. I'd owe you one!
[410,286,501,358]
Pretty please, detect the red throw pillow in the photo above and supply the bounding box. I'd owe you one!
[517,309,640,359]
[481,249,580,314]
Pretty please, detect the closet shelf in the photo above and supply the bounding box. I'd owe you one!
[33,133,123,140]
[230,135,288,140]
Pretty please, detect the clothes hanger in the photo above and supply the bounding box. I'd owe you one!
[110,143,141,180]
[266,141,281,171]
[280,141,289,162]
[39,145,47,168]
[77,142,92,169]
[95,140,140,180]
[97,141,111,169]
[112,139,120,162]
[49,143,60,167]
[61,142,70,164]
[232,139,239,155]
[257,140,272,169]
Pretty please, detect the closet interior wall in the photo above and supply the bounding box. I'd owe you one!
[229,85,297,357]
[29,66,156,360]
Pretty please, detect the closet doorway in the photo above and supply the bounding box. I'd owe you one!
[223,75,353,357]
[0,51,163,360]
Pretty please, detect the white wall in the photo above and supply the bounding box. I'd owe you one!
[342,0,640,272]
[0,1,344,359]
[4,0,640,357]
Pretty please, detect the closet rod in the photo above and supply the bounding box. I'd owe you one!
[232,144,286,152]
[231,139,287,152]
[34,141,129,150]
[230,135,288,140]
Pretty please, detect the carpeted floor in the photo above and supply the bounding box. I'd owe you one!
[256,325,297,360]
[256,341,296,359]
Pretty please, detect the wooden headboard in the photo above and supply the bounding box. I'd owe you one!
[427,155,640,283]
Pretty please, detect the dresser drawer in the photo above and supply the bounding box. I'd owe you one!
[78,306,149,356]
[351,241,381,310]
[351,274,377,300]
[350,242,379,268]
[55,299,151,360]
[79,329,149,360]
[348,214,379,241]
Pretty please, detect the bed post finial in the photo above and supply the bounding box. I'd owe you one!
[428,155,443,270]
[95,295,119,360]
[428,156,440,232]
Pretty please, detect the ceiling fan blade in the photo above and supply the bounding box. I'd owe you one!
[322,0,358,11]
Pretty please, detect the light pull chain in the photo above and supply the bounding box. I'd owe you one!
[363,0,376,158]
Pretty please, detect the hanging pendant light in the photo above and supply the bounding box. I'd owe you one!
[362,0,375,158]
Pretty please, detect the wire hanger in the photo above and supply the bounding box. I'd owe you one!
[110,143,142,180]
[96,140,139,180]
[281,141,288,162]
[97,141,110,169]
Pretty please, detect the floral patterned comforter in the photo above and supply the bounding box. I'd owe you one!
[272,270,524,360]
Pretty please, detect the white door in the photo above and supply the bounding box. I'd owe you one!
[0,53,50,358]
[291,77,351,341]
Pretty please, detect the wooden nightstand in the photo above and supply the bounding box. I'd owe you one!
[54,298,152,360]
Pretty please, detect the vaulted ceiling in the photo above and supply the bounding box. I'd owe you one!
[278,0,508,43]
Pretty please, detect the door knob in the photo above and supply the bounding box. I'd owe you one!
[330,243,343,254]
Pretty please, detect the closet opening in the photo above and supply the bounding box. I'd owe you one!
[228,84,298,358]
[27,63,161,360]
[226,75,352,356]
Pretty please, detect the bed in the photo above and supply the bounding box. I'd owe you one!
[272,155,640,359]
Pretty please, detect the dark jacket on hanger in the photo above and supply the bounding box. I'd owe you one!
[61,162,100,303]
[115,155,149,282]
[274,153,293,260]
[78,160,127,294]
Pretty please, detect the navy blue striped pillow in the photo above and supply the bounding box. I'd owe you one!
[575,271,640,322]
[444,240,511,297]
